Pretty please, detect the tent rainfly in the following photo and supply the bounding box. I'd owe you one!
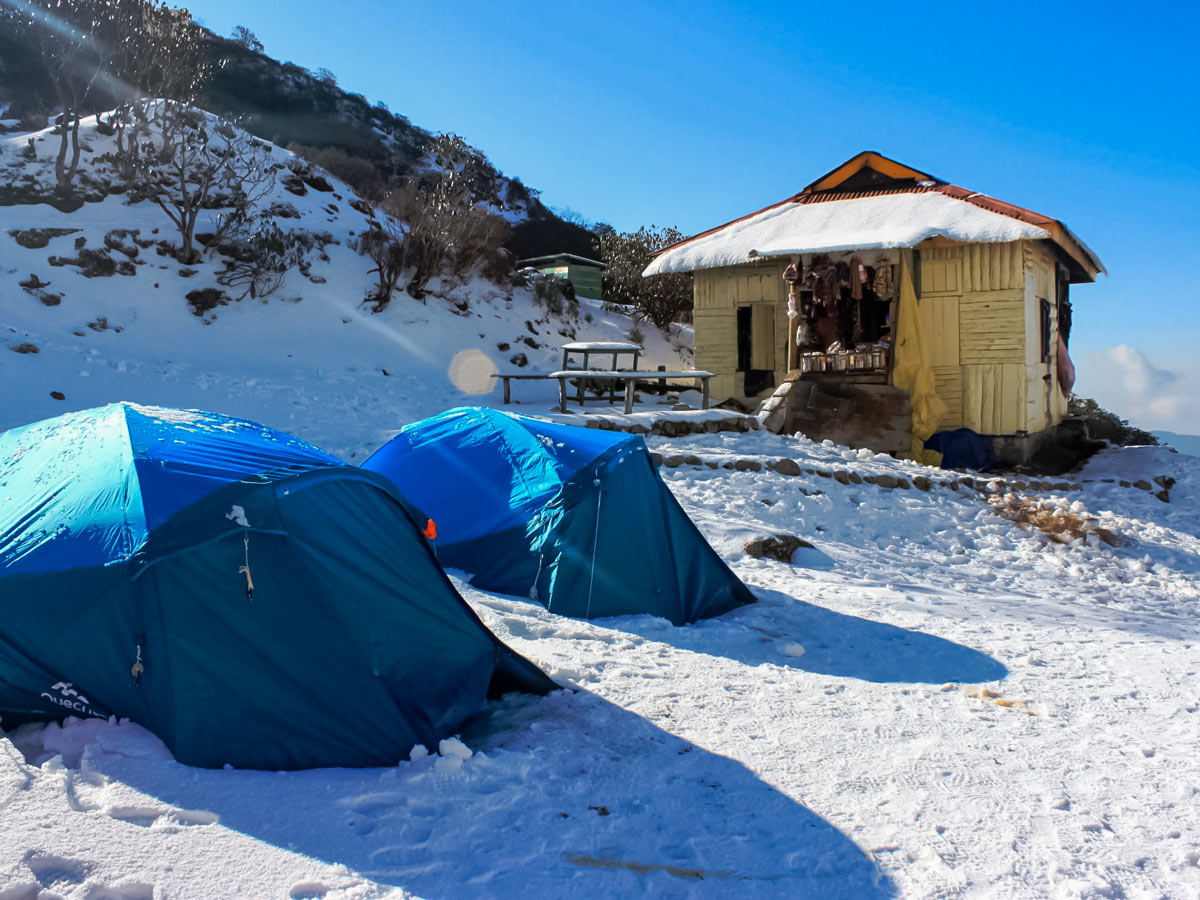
[0,403,554,770]
[361,408,755,625]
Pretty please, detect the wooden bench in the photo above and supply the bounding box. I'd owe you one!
[492,372,560,405]
[548,370,714,414]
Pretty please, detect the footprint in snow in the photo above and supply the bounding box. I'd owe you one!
[289,882,329,900]
[105,804,218,829]
[79,881,155,900]
[25,850,92,888]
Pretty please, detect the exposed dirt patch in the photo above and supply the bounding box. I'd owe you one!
[266,201,301,219]
[185,287,233,320]
[8,227,79,249]
[49,248,135,277]
[103,229,141,258]
[304,173,333,192]
[10,342,39,354]
[86,316,121,333]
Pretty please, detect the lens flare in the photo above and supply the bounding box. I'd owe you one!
[448,350,497,396]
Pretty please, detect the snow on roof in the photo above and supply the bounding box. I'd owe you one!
[643,190,1051,276]
[561,341,642,351]
[518,253,605,269]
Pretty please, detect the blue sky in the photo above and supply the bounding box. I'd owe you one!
[189,0,1200,435]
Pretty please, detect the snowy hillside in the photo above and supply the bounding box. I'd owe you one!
[0,109,689,455]
[3,108,1200,900]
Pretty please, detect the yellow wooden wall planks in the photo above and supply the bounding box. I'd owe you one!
[962,364,1026,434]
[931,365,964,426]
[918,296,961,367]
[692,239,1068,436]
[959,289,1024,362]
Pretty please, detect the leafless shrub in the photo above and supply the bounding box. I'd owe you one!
[526,270,578,320]
[354,135,509,310]
[990,494,1126,547]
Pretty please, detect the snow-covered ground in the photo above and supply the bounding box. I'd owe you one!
[3,111,1200,900]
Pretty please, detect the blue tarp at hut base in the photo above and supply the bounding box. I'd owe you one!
[0,403,554,770]
[924,428,997,471]
[362,408,755,625]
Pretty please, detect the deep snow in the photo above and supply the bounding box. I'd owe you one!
[2,110,1199,900]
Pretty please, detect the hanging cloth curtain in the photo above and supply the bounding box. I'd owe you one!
[1057,333,1076,397]
[891,249,947,463]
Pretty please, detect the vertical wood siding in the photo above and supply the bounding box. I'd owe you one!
[962,363,1026,434]
[1022,241,1062,431]
[692,241,1067,435]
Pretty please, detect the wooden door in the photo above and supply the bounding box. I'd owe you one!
[750,302,775,370]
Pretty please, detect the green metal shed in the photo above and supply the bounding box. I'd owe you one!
[518,252,605,301]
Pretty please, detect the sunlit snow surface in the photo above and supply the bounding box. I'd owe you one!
[4,433,1197,899]
[2,114,1199,900]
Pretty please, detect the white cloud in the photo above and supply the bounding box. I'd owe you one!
[1105,344,1177,394]
[1077,344,1199,435]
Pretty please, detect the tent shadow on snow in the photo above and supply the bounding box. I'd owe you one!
[80,690,896,900]
[619,588,1008,685]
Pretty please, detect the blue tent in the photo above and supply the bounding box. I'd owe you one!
[0,403,554,770]
[361,408,755,624]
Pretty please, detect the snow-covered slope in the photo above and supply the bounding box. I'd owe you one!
[0,110,688,457]
[3,112,1200,900]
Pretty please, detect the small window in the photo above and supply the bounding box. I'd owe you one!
[1056,266,1072,347]
[736,306,752,372]
[1039,298,1052,363]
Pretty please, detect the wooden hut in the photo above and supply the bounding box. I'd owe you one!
[643,152,1104,463]
[518,252,605,301]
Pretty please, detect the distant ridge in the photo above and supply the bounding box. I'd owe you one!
[1155,431,1200,457]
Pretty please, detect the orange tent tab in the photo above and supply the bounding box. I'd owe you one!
[423,519,437,540]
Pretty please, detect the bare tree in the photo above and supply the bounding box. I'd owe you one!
[5,0,121,190]
[107,1,213,180]
[355,221,407,310]
[128,102,278,262]
[230,24,263,54]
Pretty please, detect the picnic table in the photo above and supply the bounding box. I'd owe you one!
[561,341,642,404]
[492,341,710,412]
[549,369,714,414]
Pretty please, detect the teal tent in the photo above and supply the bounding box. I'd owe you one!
[361,408,755,624]
[0,403,554,770]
